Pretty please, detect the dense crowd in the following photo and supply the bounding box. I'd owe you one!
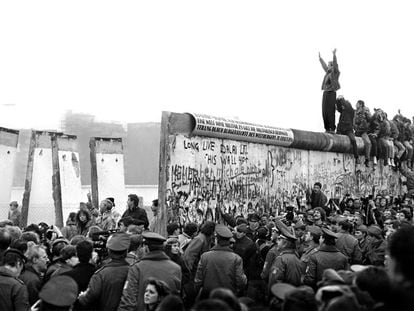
[2,187,414,311]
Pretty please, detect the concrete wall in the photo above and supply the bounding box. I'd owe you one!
[0,128,19,220]
[159,112,404,230]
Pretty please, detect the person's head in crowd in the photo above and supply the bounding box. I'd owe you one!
[379,197,388,209]
[388,225,414,286]
[6,225,22,242]
[106,197,115,208]
[200,221,216,238]
[9,200,19,212]
[1,248,26,277]
[50,238,69,261]
[270,225,280,242]
[76,209,91,225]
[142,232,165,252]
[257,226,269,240]
[352,214,364,227]
[0,227,11,253]
[25,223,42,237]
[305,226,322,244]
[118,216,135,232]
[396,210,410,222]
[383,209,394,220]
[315,285,360,311]
[261,214,269,226]
[294,222,306,239]
[156,294,184,311]
[99,198,114,215]
[209,288,241,311]
[26,241,49,273]
[10,239,28,255]
[70,234,88,246]
[353,198,362,210]
[283,286,317,311]
[66,212,77,225]
[183,222,198,238]
[76,239,93,264]
[338,220,353,234]
[151,199,159,216]
[0,219,13,227]
[235,216,248,226]
[354,266,391,303]
[38,275,78,310]
[354,225,367,242]
[107,232,131,259]
[167,223,180,237]
[127,220,146,235]
[346,197,354,209]
[21,231,40,244]
[296,212,305,223]
[192,299,233,311]
[165,237,180,256]
[127,194,139,211]
[234,224,248,240]
[313,207,326,222]
[215,225,233,247]
[128,234,143,257]
[313,182,323,193]
[60,245,79,267]
[375,195,382,207]
[367,225,383,240]
[277,226,297,252]
[143,277,171,311]
[248,213,260,231]
[269,283,296,311]
[86,225,102,240]
[321,228,338,246]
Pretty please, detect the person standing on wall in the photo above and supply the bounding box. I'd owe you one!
[319,48,340,133]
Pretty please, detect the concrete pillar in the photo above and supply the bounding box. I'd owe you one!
[90,137,126,217]
[0,127,19,220]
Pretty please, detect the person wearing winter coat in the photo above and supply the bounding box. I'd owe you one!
[336,96,358,161]
[61,213,78,241]
[368,108,383,166]
[354,100,372,167]
[76,208,93,236]
[319,49,340,133]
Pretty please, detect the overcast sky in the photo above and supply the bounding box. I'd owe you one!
[1,1,413,132]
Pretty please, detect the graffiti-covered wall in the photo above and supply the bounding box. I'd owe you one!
[158,112,402,232]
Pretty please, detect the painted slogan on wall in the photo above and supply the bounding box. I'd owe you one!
[190,113,295,147]
[165,134,401,226]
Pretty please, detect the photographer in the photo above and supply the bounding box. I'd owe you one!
[78,232,131,311]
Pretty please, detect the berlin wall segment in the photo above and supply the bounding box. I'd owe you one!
[160,112,404,228]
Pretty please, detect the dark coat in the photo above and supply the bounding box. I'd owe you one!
[233,235,258,279]
[194,245,247,295]
[19,265,42,305]
[261,244,279,281]
[78,258,129,311]
[336,232,362,264]
[118,250,182,311]
[183,233,211,275]
[121,207,149,229]
[365,237,386,266]
[268,249,303,287]
[0,267,29,311]
[354,106,372,135]
[336,98,355,134]
[303,244,349,288]
[62,262,96,293]
[310,191,328,210]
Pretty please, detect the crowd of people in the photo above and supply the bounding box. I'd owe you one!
[2,50,414,310]
[320,49,414,171]
[2,185,414,311]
